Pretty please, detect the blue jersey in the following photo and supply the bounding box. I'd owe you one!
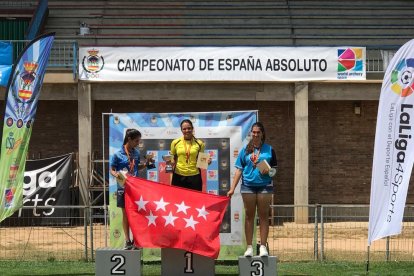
[235,143,277,187]
[110,146,140,177]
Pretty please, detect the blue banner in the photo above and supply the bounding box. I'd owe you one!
[0,41,12,86]
[0,33,55,223]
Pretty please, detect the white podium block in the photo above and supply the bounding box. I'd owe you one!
[95,248,141,276]
[238,256,278,276]
[161,248,215,276]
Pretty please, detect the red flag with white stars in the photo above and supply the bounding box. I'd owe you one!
[124,177,229,259]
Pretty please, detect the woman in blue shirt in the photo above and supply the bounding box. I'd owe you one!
[227,122,277,257]
[110,128,149,250]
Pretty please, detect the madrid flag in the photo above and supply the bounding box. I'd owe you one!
[368,39,414,245]
[125,177,229,258]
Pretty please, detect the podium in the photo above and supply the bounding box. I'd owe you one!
[95,248,141,276]
[238,256,278,276]
[161,248,215,276]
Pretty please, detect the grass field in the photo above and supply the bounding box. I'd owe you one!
[1,260,414,276]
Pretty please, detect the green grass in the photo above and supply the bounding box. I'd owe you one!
[1,260,414,275]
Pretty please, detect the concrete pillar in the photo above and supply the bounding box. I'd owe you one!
[78,82,92,205]
[294,82,309,223]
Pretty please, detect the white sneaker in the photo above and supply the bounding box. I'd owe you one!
[259,245,269,257]
[244,245,253,257]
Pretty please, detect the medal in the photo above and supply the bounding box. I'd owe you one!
[182,137,192,163]
[250,147,260,168]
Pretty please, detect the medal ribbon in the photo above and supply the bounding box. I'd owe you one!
[124,145,135,174]
[182,137,193,163]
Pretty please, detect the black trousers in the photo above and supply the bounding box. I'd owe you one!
[171,172,202,191]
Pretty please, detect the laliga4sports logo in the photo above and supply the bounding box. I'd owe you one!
[391,58,414,97]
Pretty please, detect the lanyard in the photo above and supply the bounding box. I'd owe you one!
[182,137,193,163]
[250,147,261,167]
[124,145,135,174]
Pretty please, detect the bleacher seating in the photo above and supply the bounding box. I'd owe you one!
[44,0,414,47]
[0,0,36,40]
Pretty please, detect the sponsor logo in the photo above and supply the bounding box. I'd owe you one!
[6,117,13,127]
[208,150,217,161]
[9,163,19,181]
[16,119,23,128]
[337,48,364,72]
[337,48,364,79]
[234,211,240,222]
[113,229,121,239]
[5,132,15,150]
[18,62,38,101]
[148,171,157,181]
[11,61,38,119]
[5,188,15,208]
[390,58,414,97]
[207,170,218,180]
[6,136,24,155]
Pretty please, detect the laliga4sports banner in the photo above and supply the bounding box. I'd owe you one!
[368,39,414,245]
[1,154,72,226]
[79,46,366,81]
[0,33,55,223]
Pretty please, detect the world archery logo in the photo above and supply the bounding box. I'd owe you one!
[337,48,364,72]
[391,59,414,97]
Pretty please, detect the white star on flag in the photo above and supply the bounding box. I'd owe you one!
[196,205,209,220]
[135,195,149,211]
[146,210,157,226]
[163,211,179,227]
[154,197,169,211]
[184,215,199,230]
[175,201,190,215]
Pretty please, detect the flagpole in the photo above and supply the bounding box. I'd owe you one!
[366,245,370,273]
[102,112,108,247]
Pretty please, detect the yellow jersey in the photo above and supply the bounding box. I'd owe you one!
[170,137,205,176]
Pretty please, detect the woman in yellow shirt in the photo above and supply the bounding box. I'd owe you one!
[169,119,209,191]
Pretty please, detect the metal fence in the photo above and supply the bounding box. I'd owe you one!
[6,40,78,78]
[1,205,413,262]
[267,205,414,262]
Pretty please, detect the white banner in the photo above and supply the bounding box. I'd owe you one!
[368,39,414,245]
[79,46,366,81]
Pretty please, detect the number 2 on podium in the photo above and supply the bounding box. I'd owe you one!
[110,254,126,275]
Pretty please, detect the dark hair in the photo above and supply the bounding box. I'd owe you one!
[246,122,266,154]
[123,129,141,145]
[180,119,194,129]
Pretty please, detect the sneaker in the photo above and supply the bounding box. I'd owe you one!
[244,245,253,257]
[259,245,269,257]
[123,240,133,250]
[131,241,140,250]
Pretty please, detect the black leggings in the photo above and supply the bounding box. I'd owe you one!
[171,173,202,191]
